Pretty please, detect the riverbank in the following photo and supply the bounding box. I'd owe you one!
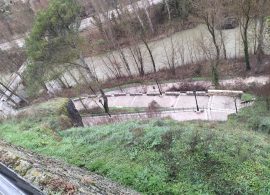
[48,56,270,101]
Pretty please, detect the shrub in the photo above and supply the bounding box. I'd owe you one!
[258,117,270,134]
[167,82,207,92]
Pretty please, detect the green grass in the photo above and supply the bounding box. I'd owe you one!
[80,106,147,116]
[0,100,270,194]
[241,93,255,102]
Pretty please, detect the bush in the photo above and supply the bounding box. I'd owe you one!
[258,117,270,134]
[167,82,207,92]
[241,93,255,102]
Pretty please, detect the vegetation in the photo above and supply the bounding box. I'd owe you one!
[25,0,111,115]
[14,98,74,131]
[241,93,255,102]
[0,0,270,194]
[0,99,270,194]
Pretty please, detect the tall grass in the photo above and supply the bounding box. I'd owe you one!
[0,100,270,194]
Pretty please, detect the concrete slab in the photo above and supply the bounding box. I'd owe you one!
[175,96,209,109]
[211,96,240,110]
[168,111,207,121]
[153,96,178,108]
[210,110,235,121]
[132,95,158,107]
[109,96,136,107]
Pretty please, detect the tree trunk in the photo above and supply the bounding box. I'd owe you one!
[99,89,110,116]
[79,54,111,116]
[241,19,251,71]
[243,38,251,71]
[220,31,227,60]
[118,49,132,76]
[130,47,144,76]
[143,38,157,73]
[256,15,266,68]
[164,0,171,21]
[131,1,145,29]
[211,64,219,87]
[143,0,154,33]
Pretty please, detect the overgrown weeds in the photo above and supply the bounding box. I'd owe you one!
[0,102,270,194]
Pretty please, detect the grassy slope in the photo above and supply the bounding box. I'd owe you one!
[0,100,270,194]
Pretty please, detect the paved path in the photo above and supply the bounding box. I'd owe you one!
[103,76,269,95]
[0,174,26,195]
[74,92,249,126]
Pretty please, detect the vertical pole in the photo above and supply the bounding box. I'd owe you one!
[194,91,199,112]
[234,97,238,114]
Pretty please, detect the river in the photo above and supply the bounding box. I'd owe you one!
[80,24,256,82]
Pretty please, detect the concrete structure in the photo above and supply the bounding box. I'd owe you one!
[0,174,26,195]
[0,163,43,195]
[73,90,252,126]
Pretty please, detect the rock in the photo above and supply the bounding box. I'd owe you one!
[15,160,32,176]
[81,176,96,185]
[66,99,84,127]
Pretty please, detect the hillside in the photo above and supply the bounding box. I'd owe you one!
[0,98,269,194]
[0,0,270,194]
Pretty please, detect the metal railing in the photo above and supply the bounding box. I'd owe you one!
[83,106,207,118]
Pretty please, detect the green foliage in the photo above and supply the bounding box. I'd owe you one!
[1,102,270,194]
[229,101,270,134]
[25,0,81,95]
[241,93,255,102]
[15,98,72,131]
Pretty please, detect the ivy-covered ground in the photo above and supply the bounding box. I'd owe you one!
[0,99,270,194]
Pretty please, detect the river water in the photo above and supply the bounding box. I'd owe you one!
[82,24,258,81]
[2,23,265,95]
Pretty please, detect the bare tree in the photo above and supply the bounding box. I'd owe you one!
[255,0,269,69]
[164,0,171,21]
[142,0,155,33]
[129,45,145,76]
[163,37,177,75]
[235,0,256,71]
[193,0,223,86]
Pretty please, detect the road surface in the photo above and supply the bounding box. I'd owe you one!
[0,174,26,195]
